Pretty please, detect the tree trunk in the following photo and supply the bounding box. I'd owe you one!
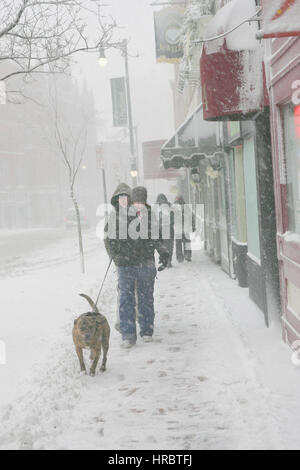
[71,190,85,274]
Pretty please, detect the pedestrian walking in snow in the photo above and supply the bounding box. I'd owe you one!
[173,196,195,263]
[104,183,132,333]
[155,193,174,268]
[114,186,169,348]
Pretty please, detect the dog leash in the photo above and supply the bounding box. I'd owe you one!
[96,258,113,306]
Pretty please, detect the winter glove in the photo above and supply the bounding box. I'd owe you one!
[158,252,169,272]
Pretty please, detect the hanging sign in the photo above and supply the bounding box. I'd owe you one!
[110,77,128,127]
[154,6,184,64]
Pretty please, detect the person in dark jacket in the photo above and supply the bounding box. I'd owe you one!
[155,193,174,268]
[104,182,132,262]
[106,186,169,348]
[173,196,195,263]
[104,183,132,333]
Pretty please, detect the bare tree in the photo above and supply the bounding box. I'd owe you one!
[0,0,116,82]
[49,82,93,274]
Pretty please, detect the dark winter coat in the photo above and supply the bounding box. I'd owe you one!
[173,196,196,235]
[125,204,169,267]
[105,189,169,267]
[155,194,175,240]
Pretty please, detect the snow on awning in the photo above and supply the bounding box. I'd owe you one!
[200,0,265,121]
[161,103,222,169]
[260,0,300,39]
[204,0,259,55]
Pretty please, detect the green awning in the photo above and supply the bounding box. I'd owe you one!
[161,103,222,169]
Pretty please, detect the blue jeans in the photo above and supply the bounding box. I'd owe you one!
[118,266,156,341]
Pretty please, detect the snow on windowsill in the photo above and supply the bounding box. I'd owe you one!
[247,252,261,267]
[283,231,300,245]
[232,237,247,247]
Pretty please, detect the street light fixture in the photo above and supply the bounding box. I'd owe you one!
[130,169,138,179]
[98,47,108,67]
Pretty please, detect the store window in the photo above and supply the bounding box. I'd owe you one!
[229,149,238,239]
[232,145,248,244]
[287,280,300,319]
[283,103,300,235]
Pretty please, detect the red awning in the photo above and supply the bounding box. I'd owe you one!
[200,0,266,121]
[260,0,300,39]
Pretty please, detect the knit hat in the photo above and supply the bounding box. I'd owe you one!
[132,186,148,204]
[175,196,185,205]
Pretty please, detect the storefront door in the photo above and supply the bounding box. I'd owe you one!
[243,137,261,264]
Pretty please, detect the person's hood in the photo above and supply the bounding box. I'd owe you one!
[111,183,132,208]
[174,196,185,205]
[156,193,170,205]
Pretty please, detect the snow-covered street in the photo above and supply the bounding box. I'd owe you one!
[1,233,300,450]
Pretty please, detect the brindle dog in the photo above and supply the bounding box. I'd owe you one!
[73,294,110,377]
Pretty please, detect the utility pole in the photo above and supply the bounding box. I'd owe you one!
[122,39,138,187]
[134,125,140,181]
[101,162,108,220]
[98,39,138,187]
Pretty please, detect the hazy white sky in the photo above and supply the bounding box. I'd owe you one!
[76,0,176,144]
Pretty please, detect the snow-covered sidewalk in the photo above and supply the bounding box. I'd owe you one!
[1,241,300,450]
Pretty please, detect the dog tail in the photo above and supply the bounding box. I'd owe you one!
[79,294,99,314]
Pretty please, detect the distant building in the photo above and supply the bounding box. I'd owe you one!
[0,65,99,229]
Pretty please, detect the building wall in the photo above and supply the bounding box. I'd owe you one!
[267,36,300,345]
[0,67,99,229]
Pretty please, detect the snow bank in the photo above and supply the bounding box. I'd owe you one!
[1,241,300,449]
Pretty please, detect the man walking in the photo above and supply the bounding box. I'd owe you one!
[155,193,174,268]
[173,196,195,263]
[106,186,169,348]
[104,182,132,333]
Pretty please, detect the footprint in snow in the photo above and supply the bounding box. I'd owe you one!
[125,388,138,397]
[159,371,167,377]
[168,347,181,352]
[130,408,146,414]
[94,417,106,423]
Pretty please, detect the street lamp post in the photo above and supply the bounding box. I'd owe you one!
[122,39,138,187]
[101,162,108,221]
[99,40,138,187]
